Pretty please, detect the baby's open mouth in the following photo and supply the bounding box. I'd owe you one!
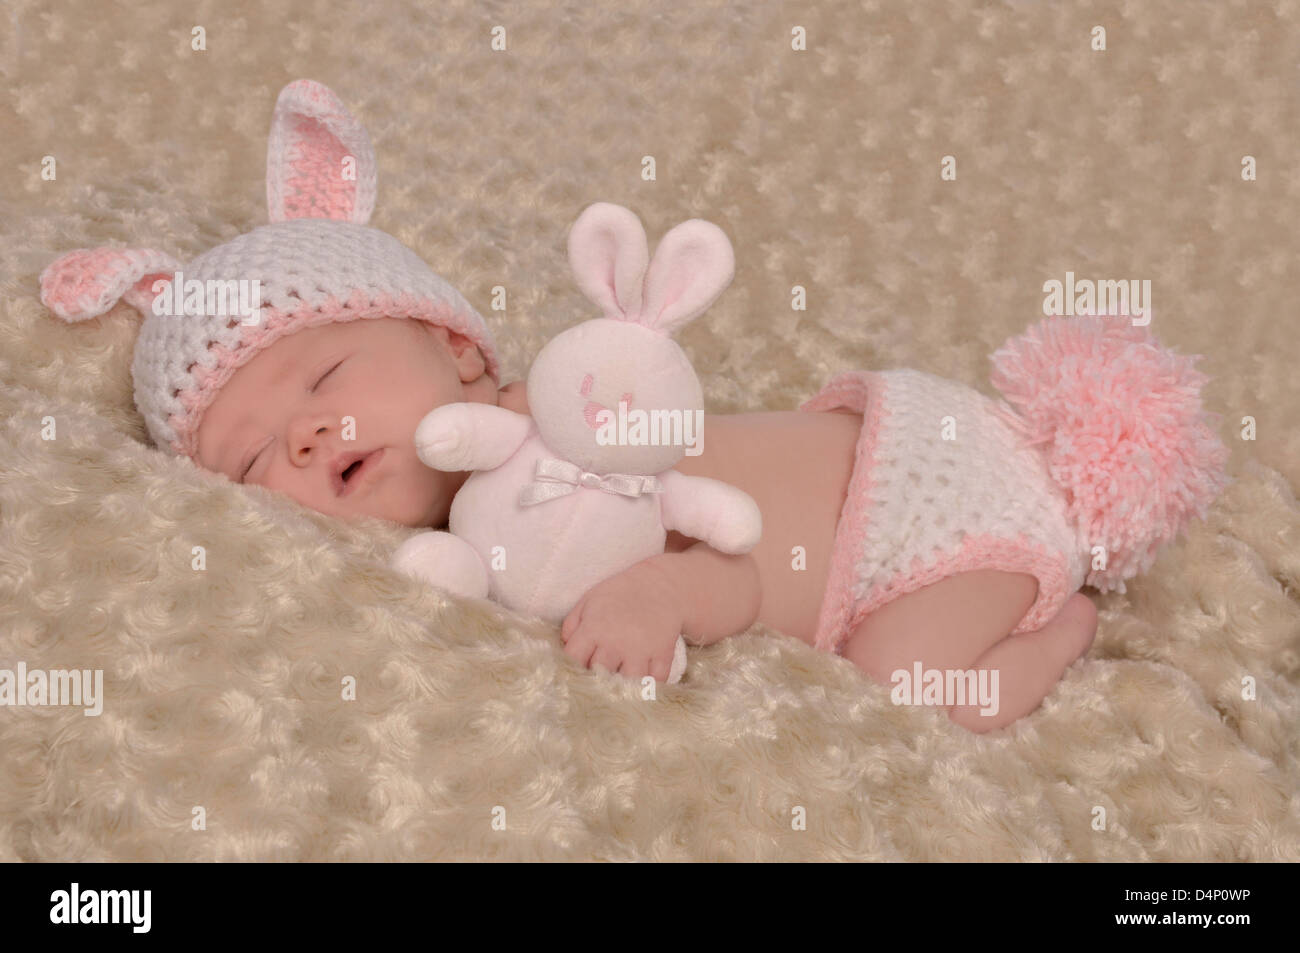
[333,449,385,497]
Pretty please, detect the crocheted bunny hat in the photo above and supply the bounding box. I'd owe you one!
[39,79,499,461]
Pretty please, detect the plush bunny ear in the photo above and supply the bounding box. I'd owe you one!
[266,79,376,225]
[638,219,735,337]
[567,202,649,321]
[39,247,181,322]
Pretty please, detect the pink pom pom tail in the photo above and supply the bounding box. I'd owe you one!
[989,313,1230,592]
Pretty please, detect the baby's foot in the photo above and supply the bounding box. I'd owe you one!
[1054,592,1099,664]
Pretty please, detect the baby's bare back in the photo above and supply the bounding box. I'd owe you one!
[668,409,862,646]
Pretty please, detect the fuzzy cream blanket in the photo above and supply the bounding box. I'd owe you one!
[2,0,1298,861]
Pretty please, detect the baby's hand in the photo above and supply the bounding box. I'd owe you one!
[561,558,685,683]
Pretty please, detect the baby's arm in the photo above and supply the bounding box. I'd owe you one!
[653,542,761,646]
[560,541,762,681]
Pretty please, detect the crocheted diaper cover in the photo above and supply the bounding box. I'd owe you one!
[799,368,1090,656]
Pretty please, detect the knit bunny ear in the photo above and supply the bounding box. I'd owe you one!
[266,79,376,225]
[637,219,735,337]
[39,247,181,322]
[567,202,649,321]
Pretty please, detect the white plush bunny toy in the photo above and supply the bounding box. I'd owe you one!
[391,202,762,684]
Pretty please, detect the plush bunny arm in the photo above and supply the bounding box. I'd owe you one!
[658,470,762,555]
[415,403,533,472]
[390,531,490,600]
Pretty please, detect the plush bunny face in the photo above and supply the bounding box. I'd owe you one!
[527,318,703,474]
[524,201,736,475]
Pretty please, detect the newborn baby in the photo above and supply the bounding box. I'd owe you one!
[43,80,1222,737]
[187,312,1098,735]
[192,316,519,528]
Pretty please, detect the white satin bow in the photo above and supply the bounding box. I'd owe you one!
[518,457,663,506]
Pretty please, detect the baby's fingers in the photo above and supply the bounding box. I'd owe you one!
[560,597,587,644]
[563,628,597,668]
[590,643,622,675]
[648,653,672,684]
[618,656,651,681]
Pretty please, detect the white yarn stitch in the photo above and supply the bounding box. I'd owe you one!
[131,218,497,456]
[849,368,1089,610]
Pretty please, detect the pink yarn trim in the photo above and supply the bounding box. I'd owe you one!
[798,370,884,655]
[799,370,1073,656]
[165,294,500,459]
[839,532,1072,653]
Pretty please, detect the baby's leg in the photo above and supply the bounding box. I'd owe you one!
[841,571,1096,732]
[945,593,1097,733]
[842,570,1039,682]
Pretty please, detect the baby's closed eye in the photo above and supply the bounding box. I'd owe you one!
[313,359,344,390]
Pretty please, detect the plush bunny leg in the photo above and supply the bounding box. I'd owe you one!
[391,531,490,600]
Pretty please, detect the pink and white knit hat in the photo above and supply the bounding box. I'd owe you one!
[39,79,499,460]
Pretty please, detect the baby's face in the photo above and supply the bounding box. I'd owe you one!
[194,317,493,527]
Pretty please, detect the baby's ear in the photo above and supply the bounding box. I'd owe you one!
[266,79,376,225]
[428,323,488,381]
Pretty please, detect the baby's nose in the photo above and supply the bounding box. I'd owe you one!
[289,419,335,463]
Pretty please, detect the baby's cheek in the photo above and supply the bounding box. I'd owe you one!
[395,453,452,527]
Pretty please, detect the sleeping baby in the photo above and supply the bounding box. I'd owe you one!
[40,80,1229,734]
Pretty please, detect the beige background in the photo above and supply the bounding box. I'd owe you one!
[1,0,1297,860]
